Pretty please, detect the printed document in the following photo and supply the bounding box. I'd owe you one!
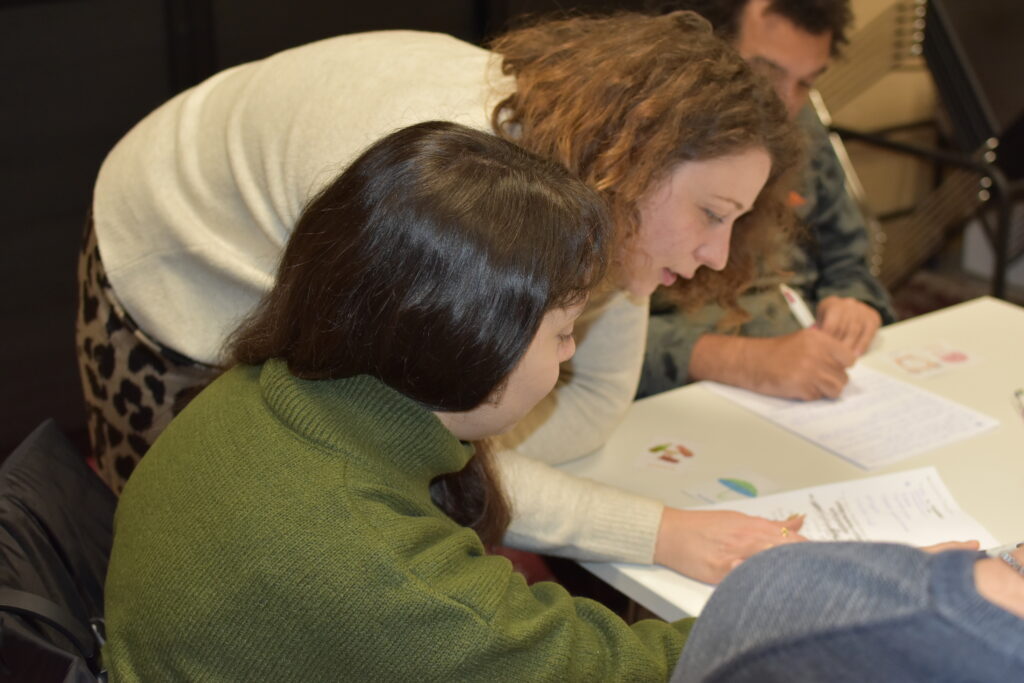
[699,466,998,547]
[581,467,997,619]
[704,365,998,469]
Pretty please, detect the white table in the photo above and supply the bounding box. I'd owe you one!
[558,296,1024,621]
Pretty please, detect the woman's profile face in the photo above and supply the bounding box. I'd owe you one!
[626,147,773,298]
[436,304,584,441]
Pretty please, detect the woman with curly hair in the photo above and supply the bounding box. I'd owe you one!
[80,11,805,585]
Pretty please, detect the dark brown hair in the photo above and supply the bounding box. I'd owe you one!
[648,0,853,56]
[490,10,802,322]
[227,121,610,543]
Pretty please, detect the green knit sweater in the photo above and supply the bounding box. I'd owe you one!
[103,360,693,680]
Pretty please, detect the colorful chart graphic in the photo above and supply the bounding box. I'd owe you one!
[648,443,694,464]
[718,478,758,497]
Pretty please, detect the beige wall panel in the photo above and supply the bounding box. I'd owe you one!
[833,71,935,131]
[830,1,937,219]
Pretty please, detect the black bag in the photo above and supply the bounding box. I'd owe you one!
[0,420,115,681]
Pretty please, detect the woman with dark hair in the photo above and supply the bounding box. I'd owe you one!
[80,11,806,585]
[103,121,695,679]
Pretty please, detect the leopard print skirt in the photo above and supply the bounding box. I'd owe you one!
[75,218,218,493]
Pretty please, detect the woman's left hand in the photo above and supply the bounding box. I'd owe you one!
[653,507,807,585]
[815,296,882,356]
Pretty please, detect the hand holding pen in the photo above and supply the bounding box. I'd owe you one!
[750,329,855,400]
[816,296,882,356]
[779,284,881,356]
[686,287,859,401]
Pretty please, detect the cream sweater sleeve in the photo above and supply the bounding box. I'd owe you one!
[492,291,665,564]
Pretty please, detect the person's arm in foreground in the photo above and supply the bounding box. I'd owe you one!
[494,291,806,584]
[672,541,1024,683]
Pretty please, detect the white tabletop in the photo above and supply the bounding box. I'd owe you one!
[557,296,1024,620]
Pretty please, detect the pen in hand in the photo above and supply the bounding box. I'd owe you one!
[779,283,816,329]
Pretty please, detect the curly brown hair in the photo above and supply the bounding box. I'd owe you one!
[490,10,803,319]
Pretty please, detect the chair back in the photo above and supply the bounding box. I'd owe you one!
[0,419,116,681]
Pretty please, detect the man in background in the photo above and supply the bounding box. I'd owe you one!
[641,0,895,401]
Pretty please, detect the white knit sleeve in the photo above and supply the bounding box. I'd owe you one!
[492,290,648,463]
[491,291,664,564]
[497,453,664,563]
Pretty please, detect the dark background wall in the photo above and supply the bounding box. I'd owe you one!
[0,0,646,456]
